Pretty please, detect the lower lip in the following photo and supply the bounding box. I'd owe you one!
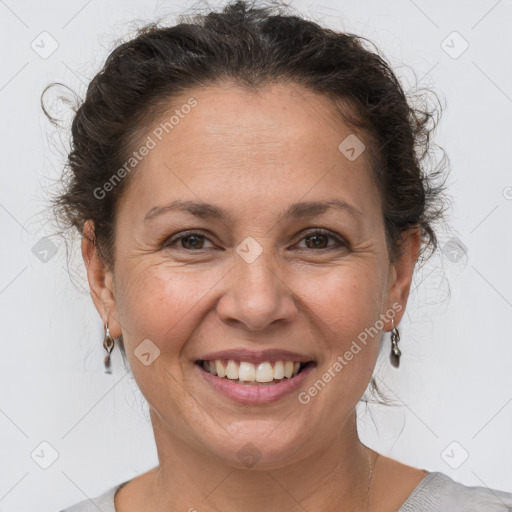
[194,362,315,405]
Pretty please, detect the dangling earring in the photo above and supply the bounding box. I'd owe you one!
[103,322,115,374]
[390,318,401,369]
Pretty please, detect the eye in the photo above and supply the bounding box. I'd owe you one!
[294,229,347,250]
[163,230,215,251]
[162,228,347,252]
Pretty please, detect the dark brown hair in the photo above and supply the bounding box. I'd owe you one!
[43,0,450,404]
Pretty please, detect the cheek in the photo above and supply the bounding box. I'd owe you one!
[116,265,220,350]
[292,267,384,422]
[299,263,385,339]
[298,264,384,389]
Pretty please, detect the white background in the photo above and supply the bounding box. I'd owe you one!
[1,0,511,510]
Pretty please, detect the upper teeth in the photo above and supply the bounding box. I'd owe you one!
[202,360,302,382]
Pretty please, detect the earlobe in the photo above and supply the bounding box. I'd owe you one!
[384,227,421,330]
[81,220,122,338]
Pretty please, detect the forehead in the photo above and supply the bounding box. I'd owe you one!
[119,82,381,224]
[144,82,361,163]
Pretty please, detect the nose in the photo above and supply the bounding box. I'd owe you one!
[216,249,298,332]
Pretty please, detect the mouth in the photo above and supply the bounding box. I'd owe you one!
[195,359,315,386]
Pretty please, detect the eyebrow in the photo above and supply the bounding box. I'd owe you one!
[144,199,364,223]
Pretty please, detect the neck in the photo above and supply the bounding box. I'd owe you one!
[143,408,377,512]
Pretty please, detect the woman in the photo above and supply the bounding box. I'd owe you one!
[48,1,512,510]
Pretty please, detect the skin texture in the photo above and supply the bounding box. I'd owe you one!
[82,82,425,511]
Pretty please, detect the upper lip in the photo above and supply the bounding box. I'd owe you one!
[197,348,315,365]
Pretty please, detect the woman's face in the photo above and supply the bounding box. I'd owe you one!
[86,82,418,468]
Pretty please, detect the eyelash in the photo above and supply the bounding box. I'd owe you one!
[162,228,347,252]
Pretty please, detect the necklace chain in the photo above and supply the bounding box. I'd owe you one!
[364,448,378,511]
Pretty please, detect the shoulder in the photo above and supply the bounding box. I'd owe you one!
[56,481,128,512]
[399,471,512,511]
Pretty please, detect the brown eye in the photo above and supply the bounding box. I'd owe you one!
[296,229,346,250]
[180,234,205,250]
[304,233,329,249]
[163,230,215,251]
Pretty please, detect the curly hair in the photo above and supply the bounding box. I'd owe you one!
[43,0,450,404]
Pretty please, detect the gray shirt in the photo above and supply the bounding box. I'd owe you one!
[59,471,512,511]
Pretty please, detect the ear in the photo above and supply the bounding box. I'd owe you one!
[81,220,122,338]
[383,226,421,330]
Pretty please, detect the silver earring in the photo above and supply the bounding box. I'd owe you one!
[390,318,401,369]
[103,322,115,374]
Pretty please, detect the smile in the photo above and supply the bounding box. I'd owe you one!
[194,359,316,404]
[197,359,310,384]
